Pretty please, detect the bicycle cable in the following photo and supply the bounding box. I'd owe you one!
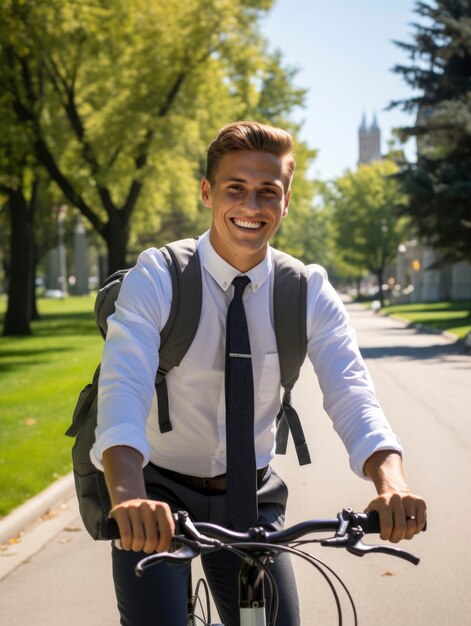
[189,577,212,625]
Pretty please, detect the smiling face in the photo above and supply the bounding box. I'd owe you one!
[201,150,292,272]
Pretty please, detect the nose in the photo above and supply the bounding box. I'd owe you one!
[245,190,261,211]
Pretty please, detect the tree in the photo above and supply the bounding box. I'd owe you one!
[0,80,38,335]
[0,66,69,335]
[1,0,310,275]
[329,160,409,305]
[390,0,471,264]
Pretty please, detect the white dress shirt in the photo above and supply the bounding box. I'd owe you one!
[91,230,402,478]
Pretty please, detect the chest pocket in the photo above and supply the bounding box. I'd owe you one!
[257,353,281,401]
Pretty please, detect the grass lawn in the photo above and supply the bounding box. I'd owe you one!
[381,300,471,339]
[0,294,102,518]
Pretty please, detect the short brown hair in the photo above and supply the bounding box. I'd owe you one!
[205,121,296,188]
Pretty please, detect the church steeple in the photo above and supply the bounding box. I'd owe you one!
[358,113,381,164]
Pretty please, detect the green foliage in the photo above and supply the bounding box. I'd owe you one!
[0,294,102,516]
[328,160,410,290]
[1,0,316,274]
[390,0,471,263]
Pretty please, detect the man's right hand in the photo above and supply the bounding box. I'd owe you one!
[102,445,175,553]
[109,498,175,553]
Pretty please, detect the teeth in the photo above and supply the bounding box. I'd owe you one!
[233,219,261,229]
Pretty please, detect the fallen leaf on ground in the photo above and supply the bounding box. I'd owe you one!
[41,510,58,521]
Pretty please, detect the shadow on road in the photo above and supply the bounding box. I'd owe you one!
[360,341,468,363]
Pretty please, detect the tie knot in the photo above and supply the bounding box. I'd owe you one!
[232,275,251,297]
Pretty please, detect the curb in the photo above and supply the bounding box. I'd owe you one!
[385,313,461,343]
[0,473,75,545]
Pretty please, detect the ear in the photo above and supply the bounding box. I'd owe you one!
[282,189,291,218]
[201,178,212,208]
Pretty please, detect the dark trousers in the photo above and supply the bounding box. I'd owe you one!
[112,465,300,626]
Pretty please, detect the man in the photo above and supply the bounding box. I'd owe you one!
[91,121,426,625]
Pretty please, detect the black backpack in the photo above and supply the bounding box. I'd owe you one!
[66,238,310,540]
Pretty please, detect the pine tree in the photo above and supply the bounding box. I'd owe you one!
[391,0,471,264]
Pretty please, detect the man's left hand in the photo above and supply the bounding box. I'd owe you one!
[365,489,426,543]
[363,450,427,543]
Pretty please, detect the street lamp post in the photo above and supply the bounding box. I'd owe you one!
[57,204,68,298]
[397,243,407,291]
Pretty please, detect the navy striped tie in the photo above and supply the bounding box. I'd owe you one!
[225,276,258,531]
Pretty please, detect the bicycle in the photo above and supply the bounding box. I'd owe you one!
[132,507,422,626]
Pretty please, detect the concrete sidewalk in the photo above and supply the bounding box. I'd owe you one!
[0,473,76,582]
[0,490,120,626]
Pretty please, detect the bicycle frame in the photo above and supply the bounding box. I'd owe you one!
[238,556,269,626]
[185,551,270,625]
[186,558,268,626]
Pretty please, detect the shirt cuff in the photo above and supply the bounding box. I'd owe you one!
[90,423,151,471]
[349,430,404,479]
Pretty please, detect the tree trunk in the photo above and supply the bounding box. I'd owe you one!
[2,189,34,336]
[376,268,385,307]
[103,214,131,275]
[356,276,362,298]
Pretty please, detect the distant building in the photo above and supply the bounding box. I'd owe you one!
[358,113,381,164]
[395,239,471,303]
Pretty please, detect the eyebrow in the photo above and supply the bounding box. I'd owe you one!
[222,176,282,188]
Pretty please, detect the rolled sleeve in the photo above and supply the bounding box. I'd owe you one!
[90,423,151,471]
[347,426,403,478]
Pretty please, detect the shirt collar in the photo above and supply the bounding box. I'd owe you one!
[198,230,272,293]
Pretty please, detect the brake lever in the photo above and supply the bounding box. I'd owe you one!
[320,508,421,566]
[136,512,225,578]
[346,538,420,565]
[176,511,221,548]
[135,542,201,577]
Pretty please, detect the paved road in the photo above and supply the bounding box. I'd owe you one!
[0,303,469,625]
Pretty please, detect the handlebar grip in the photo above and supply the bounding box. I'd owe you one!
[358,510,427,533]
[104,517,121,540]
[362,511,381,534]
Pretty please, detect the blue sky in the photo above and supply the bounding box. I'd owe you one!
[260,0,419,180]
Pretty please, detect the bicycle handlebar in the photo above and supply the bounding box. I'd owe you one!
[106,508,380,542]
[190,509,382,544]
[134,508,422,577]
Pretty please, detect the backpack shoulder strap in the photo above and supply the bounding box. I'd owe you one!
[271,248,311,465]
[155,237,202,433]
[94,270,130,339]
